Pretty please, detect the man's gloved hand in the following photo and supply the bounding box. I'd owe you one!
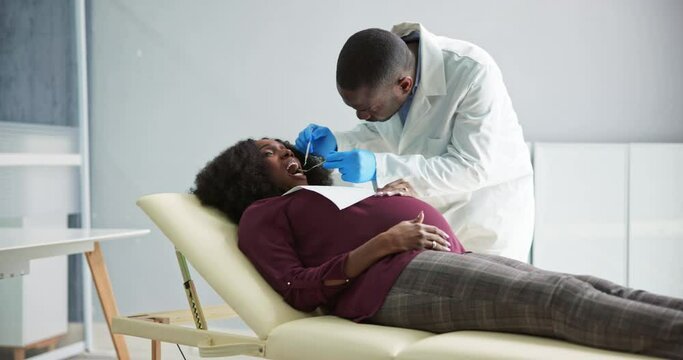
[323,149,377,183]
[295,124,337,158]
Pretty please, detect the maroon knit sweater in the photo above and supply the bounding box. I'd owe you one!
[238,189,465,321]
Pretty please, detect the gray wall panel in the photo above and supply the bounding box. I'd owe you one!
[0,0,77,126]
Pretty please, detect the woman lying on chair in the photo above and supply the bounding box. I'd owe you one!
[192,138,683,359]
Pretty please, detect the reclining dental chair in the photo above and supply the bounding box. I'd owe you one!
[112,193,654,359]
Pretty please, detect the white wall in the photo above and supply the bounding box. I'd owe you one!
[88,0,683,318]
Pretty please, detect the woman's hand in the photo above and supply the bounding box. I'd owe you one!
[342,211,451,280]
[375,178,417,197]
[380,211,451,252]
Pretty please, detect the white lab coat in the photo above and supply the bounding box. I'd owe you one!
[334,23,535,262]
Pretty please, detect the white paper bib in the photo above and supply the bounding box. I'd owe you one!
[283,185,374,210]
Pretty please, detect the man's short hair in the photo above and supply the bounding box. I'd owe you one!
[336,28,413,91]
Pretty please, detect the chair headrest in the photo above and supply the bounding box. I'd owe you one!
[137,193,311,339]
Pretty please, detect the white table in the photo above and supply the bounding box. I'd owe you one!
[0,228,149,360]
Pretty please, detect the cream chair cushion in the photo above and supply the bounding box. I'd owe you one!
[137,193,311,339]
[137,193,656,360]
[267,316,431,360]
[395,332,654,360]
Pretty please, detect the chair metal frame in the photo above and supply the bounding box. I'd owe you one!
[111,248,265,359]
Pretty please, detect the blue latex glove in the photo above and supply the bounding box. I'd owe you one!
[323,149,376,183]
[294,124,337,158]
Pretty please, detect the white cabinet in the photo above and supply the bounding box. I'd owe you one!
[532,143,629,285]
[0,256,68,347]
[629,144,683,298]
[532,143,683,296]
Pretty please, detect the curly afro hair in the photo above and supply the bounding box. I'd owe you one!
[192,138,332,224]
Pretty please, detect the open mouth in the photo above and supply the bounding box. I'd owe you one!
[286,161,305,177]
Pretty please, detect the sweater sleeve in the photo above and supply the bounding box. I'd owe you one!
[238,203,350,312]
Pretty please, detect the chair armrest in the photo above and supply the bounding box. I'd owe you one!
[126,304,236,325]
[112,306,266,358]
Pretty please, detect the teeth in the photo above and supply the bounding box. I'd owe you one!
[286,162,300,174]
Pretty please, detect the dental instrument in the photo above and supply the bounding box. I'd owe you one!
[303,139,311,167]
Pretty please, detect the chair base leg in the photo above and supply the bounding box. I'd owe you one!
[152,339,161,360]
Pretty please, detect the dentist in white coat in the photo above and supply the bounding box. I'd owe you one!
[295,23,534,262]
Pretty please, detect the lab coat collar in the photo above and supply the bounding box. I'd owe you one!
[391,22,446,97]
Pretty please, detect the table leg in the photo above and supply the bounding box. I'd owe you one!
[85,241,130,360]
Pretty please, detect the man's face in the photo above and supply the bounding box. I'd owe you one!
[338,79,411,122]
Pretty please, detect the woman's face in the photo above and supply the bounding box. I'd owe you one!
[255,139,308,191]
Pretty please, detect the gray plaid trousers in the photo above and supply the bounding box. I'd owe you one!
[369,251,683,359]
